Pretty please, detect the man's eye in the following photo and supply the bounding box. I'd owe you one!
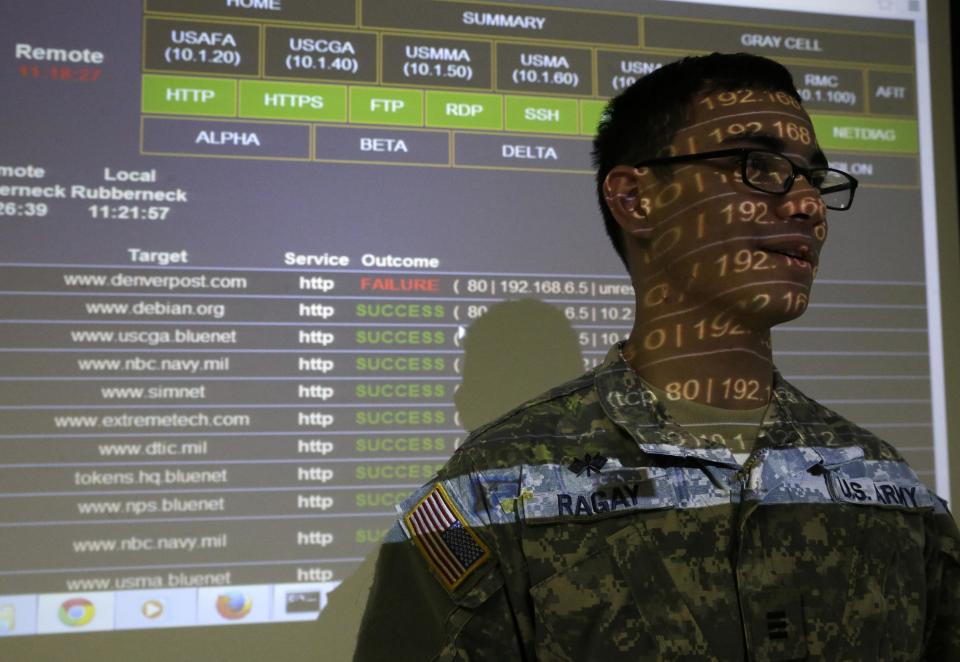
[746,156,775,173]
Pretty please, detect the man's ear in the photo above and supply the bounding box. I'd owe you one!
[603,165,653,239]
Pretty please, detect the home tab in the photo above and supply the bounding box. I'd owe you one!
[145,0,356,26]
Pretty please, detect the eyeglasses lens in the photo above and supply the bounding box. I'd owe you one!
[744,152,853,210]
[744,152,792,193]
[816,170,854,210]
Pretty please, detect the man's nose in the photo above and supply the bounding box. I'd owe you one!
[775,176,827,224]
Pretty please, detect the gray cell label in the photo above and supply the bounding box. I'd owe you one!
[496,43,592,95]
[264,27,377,82]
[315,126,450,165]
[454,132,591,172]
[143,118,311,159]
[644,17,913,67]
[144,18,260,76]
[381,34,492,89]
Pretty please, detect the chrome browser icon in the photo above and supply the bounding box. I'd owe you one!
[215,591,252,620]
[58,597,95,627]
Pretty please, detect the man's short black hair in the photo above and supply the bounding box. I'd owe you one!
[592,52,802,270]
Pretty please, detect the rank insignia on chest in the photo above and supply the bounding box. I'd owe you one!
[568,453,608,476]
[405,484,490,591]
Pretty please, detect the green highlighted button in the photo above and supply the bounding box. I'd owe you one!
[142,75,236,116]
[580,100,607,136]
[426,91,502,130]
[505,96,579,134]
[239,81,346,122]
[349,87,422,126]
[812,115,918,153]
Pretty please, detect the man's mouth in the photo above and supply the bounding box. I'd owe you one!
[759,239,815,266]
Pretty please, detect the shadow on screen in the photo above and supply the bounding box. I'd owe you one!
[455,297,585,430]
[312,298,584,661]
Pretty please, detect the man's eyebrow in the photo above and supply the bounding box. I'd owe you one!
[721,132,784,151]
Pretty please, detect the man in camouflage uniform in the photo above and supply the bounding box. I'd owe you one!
[347,53,960,660]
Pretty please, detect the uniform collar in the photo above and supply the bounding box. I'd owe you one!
[594,343,829,469]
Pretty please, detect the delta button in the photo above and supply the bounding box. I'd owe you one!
[454,132,592,172]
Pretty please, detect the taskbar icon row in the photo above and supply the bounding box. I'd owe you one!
[0,582,340,637]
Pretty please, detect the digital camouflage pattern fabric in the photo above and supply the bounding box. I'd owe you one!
[350,346,960,661]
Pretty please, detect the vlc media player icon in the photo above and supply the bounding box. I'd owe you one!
[141,599,164,620]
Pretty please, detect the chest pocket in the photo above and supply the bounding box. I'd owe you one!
[823,467,931,659]
[528,524,653,662]
[521,465,739,661]
[735,458,933,661]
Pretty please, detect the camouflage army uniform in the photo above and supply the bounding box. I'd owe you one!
[354,346,960,661]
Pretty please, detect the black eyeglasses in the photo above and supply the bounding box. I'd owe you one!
[635,148,859,211]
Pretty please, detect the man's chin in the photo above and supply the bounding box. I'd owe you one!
[765,307,811,329]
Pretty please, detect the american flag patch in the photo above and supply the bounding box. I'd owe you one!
[405,484,490,590]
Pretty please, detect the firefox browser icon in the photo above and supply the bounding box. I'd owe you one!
[215,591,252,620]
[58,597,95,627]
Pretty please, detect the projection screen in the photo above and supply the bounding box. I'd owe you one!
[1,0,957,658]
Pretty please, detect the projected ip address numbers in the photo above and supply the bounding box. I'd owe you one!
[457,277,631,298]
